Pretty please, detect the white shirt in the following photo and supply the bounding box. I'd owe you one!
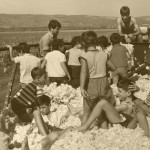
[67,47,82,66]
[45,51,66,77]
[14,54,40,84]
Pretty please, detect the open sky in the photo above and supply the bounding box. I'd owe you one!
[0,0,149,17]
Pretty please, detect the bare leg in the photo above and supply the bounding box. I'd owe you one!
[127,115,137,129]
[136,111,149,137]
[41,132,60,150]
[81,98,91,125]
[101,120,108,129]
[77,99,122,132]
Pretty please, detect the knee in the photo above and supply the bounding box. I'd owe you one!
[97,99,108,107]
[41,132,59,147]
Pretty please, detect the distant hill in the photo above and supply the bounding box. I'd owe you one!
[0,14,150,31]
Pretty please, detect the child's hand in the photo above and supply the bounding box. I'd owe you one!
[6,45,12,50]
[81,88,89,98]
[128,84,140,92]
[67,74,71,81]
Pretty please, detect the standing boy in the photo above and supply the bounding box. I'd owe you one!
[110,33,130,84]
[41,39,71,86]
[39,20,61,57]
[8,43,41,88]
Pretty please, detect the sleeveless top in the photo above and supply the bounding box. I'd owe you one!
[121,18,136,34]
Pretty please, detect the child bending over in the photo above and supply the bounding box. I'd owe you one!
[11,67,49,136]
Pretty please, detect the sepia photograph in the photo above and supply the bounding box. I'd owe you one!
[0,0,150,149]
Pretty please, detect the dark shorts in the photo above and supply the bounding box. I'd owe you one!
[68,65,81,79]
[49,76,69,86]
[11,98,32,123]
[86,77,109,109]
[119,113,133,127]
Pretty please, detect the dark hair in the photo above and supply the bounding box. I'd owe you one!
[31,67,46,80]
[38,95,51,106]
[71,36,81,47]
[110,33,121,45]
[117,79,134,92]
[48,20,61,29]
[17,42,30,54]
[120,6,130,16]
[97,36,110,48]
[52,39,64,50]
[81,31,97,50]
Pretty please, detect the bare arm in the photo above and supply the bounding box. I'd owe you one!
[80,58,89,98]
[80,58,88,90]
[131,18,141,36]
[107,59,117,71]
[115,104,128,112]
[117,18,127,37]
[61,61,71,80]
[41,59,47,68]
[33,109,49,136]
[7,45,15,62]
[126,51,131,60]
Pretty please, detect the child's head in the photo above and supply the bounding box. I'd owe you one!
[48,20,61,37]
[17,42,30,54]
[31,67,46,86]
[120,6,131,23]
[52,39,65,53]
[117,79,134,100]
[71,36,82,49]
[97,36,110,49]
[38,95,51,115]
[110,33,121,45]
[81,31,97,52]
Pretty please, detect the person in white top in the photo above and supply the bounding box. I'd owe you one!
[66,36,82,88]
[41,39,71,86]
[7,43,41,88]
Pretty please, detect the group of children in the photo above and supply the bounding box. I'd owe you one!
[6,19,150,150]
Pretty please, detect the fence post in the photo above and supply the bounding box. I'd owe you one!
[4,63,17,108]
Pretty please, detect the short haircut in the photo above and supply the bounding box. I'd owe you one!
[81,31,97,50]
[120,6,130,16]
[117,79,134,92]
[38,95,51,106]
[31,67,46,80]
[17,42,30,54]
[48,20,61,29]
[110,33,121,45]
[71,36,81,47]
[52,39,64,50]
[97,36,110,48]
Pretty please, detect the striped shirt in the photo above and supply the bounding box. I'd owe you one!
[14,82,41,108]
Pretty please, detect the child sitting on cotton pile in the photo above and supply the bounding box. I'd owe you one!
[75,79,150,137]
[22,95,73,150]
